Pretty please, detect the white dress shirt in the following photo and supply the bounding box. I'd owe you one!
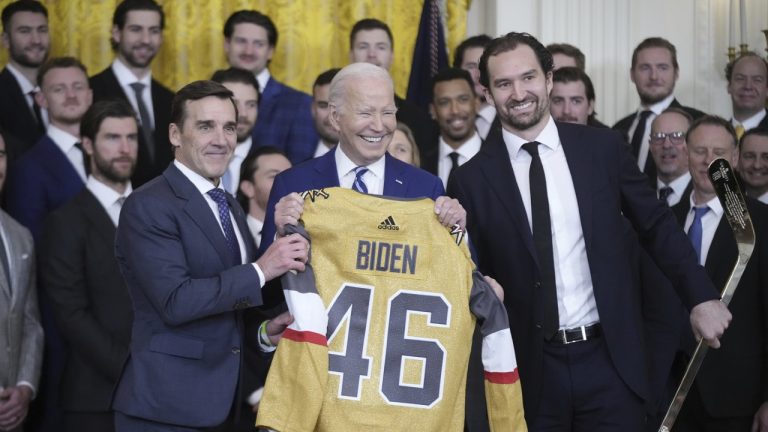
[256,68,271,94]
[173,160,265,285]
[247,215,264,249]
[657,172,691,207]
[47,124,86,181]
[503,116,599,329]
[6,62,48,127]
[224,137,253,195]
[437,132,482,187]
[112,59,155,129]
[475,103,496,140]
[732,108,767,131]
[335,146,385,195]
[626,93,675,171]
[86,176,132,226]
[758,191,768,205]
[314,140,334,158]
[683,195,723,266]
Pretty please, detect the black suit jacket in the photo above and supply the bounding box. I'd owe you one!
[421,134,485,179]
[395,94,436,159]
[90,67,174,187]
[672,198,768,418]
[39,188,133,412]
[448,121,719,422]
[0,67,44,160]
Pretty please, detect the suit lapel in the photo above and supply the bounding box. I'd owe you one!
[79,190,117,245]
[559,124,594,251]
[312,148,341,190]
[39,136,83,186]
[227,192,256,262]
[382,153,407,197]
[479,129,537,260]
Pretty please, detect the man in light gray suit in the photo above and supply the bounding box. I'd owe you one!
[0,128,43,432]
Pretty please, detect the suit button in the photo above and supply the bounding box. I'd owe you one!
[231,347,241,354]
[535,324,542,329]
[535,282,541,288]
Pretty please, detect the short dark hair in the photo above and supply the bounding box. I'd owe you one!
[210,67,261,102]
[113,0,164,30]
[236,145,287,211]
[552,66,595,101]
[479,32,553,89]
[431,67,475,100]
[631,37,678,70]
[546,43,586,71]
[223,10,277,47]
[453,34,492,68]
[313,68,341,89]
[659,106,694,124]
[80,99,137,143]
[740,127,768,149]
[350,18,393,50]
[686,115,737,148]
[725,51,768,83]
[170,80,237,128]
[2,0,47,33]
[37,56,88,87]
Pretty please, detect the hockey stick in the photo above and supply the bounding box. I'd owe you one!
[659,158,756,431]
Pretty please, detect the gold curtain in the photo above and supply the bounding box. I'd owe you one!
[0,0,468,96]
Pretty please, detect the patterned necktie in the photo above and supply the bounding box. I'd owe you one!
[129,82,156,163]
[522,141,559,340]
[735,124,745,140]
[352,167,369,194]
[659,186,674,204]
[687,206,710,264]
[207,188,242,264]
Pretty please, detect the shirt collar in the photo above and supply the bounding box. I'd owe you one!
[502,115,560,159]
[641,93,675,115]
[334,145,386,181]
[174,159,222,194]
[439,131,482,160]
[477,104,496,123]
[87,175,132,210]
[688,193,724,218]
[733,109,767,130]
[47,124,80,154]
[234,137,252,159]
[5,63,36,94]
[657,172,691,193]
[256,68,271,94]
[112,58,152,88]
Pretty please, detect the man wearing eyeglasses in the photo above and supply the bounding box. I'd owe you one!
[649,108,693,208]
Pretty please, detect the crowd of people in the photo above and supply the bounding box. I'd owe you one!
[0,0,767,431]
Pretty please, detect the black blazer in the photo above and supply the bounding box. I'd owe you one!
[448,121,719,422]
[90,67,174,187]
[39,189,133,412]
[672,198,768,418]
[421,133,485,179]
[0,67,44,160]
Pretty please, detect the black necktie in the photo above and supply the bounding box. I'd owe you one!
[129,82,156,163]
[630,110,653,159]
[28,90,45,133]
[449,152,460,177]
[522,141,559,340]
[659,186,673,204]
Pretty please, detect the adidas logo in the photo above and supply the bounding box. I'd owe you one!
[378,216,400,231]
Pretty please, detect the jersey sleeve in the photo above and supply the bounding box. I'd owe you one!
[469,271,528,432]
[255,224,328,432]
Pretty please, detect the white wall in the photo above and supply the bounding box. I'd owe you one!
[466,0,768,125]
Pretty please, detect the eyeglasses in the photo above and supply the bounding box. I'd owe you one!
[649,131,686,145]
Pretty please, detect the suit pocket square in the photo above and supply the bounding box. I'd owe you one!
[149,333,205,359]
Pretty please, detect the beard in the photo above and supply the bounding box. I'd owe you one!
[499,95,550,131]
[93,153,136,183]
[119,43,158,69]
[9,42,48,68]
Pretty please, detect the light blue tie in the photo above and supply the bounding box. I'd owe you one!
[688,206,710,263]
[352,167,369,194]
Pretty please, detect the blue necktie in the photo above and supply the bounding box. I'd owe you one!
[352,167,369,194]
[688,206,710,263]
[207,188,242,264]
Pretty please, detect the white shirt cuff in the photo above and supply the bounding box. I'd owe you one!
[252,263,266,288]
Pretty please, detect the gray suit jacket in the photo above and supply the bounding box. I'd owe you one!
[0,209,43,390]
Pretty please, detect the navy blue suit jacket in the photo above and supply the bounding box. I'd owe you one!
[113,163,264,428]
[447,121,719,421]
[5,135,85,240]
[259,148,444,255]
[251,77,317,165]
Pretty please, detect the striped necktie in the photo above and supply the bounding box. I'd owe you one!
[352,167,369,194]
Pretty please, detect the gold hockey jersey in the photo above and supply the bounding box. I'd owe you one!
[256,188,526,432]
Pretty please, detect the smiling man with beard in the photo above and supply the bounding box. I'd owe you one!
[90,0,174,188]
[422,68,482,187]
[0,0,50,156]
[447,32,732,431]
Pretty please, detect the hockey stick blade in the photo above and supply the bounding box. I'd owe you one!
[659,158,756,432]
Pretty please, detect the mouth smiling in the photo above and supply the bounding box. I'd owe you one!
[360,135,384,143]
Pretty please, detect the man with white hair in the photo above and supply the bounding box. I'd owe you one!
[259,62,466,252]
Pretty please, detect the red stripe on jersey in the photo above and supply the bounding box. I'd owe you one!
[283,328,328,346]
[484,369,520,384]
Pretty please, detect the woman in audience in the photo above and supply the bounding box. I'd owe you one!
[387,122,421,167]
